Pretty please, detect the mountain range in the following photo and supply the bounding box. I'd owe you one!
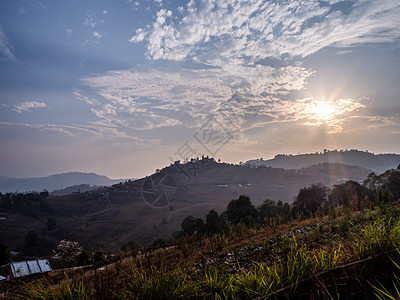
[244,149,400,173]
[0,172,124,194]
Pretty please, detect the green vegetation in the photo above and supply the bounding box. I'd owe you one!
[5,166,400,299]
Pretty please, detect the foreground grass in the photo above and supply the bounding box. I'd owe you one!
[19,205,400,299]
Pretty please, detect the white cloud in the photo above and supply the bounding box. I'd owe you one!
[93,31,103,39]
[129,28,146,43]
[136,0,400,64]
[87,0,400,141]
[0,26,20,63]
[81,63,313,133]
[13,101,47,113]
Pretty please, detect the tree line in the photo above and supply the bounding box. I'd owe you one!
[178,166,400,238]
[0,190,52,219]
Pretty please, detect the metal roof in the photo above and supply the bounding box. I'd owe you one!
[10,259,52,278]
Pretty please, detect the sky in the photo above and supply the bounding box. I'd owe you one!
[0,0,399,179]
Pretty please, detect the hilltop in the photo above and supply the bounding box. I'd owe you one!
[244,149,400,173]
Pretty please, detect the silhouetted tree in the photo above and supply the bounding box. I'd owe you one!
[258,199,277,223]
[226,195,257,225]
[206,209,219,234]
[0,243,11,265]
[292,184,327,217]
[181,215,205,236]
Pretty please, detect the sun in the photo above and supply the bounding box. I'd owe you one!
[310,101,336,120]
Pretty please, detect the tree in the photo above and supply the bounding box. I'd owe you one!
[292,184,327,217]
[206,209,219,234]
[0,243,11,265]
[53,240,83,265]
[258,199,277,223]
[330,180,373,208]
[226,195,257,225]
[181,215,205,236]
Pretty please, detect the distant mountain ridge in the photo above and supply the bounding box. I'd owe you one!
[244,150,400,173]
[0,172,124,193]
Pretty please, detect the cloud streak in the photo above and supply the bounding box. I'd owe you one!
[0,26,19,63]
[13,101,47,113]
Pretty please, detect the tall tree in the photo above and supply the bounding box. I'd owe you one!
[226,195,257,225]
[292,184,327,217]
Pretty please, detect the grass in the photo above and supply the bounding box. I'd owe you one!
[353,217,400,259]
[370,250,400,300]
[23,274,92,300]
[16,202,400,299]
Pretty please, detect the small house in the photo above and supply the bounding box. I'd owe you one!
[0,259,52,280]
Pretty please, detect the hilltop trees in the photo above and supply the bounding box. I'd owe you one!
[0,191,52,219]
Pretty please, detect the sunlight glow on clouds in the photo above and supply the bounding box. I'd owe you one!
[295,98,366,133]
[81,64,313,131]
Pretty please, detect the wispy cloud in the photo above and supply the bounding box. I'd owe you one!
[83,13,104,28]
[131,0,400,64]
[13,101,47,113]
[81,63,313,130]
[0,26,20,64]
[0,121,161,146]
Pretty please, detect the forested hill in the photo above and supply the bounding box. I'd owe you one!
[244,149,400,173]
[0,172,123,193]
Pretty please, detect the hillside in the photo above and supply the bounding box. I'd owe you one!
[245,149,400,173]
[0,172,124,193]
[0,159,372,252]
[2,165,400,299]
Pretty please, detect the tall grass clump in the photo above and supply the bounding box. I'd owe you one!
[121,264,195,299]
[23,273,93,300]
[354,217,400,259]
[312,245,341,273]
[199,269,234,299]
[231,263,279,299]
[281,237,312,288]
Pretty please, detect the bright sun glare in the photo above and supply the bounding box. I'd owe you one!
[310,101,336,120]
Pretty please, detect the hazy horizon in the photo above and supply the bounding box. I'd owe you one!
[1,1,399,179]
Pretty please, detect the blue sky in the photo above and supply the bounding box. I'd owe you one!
[0,0,399,179]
